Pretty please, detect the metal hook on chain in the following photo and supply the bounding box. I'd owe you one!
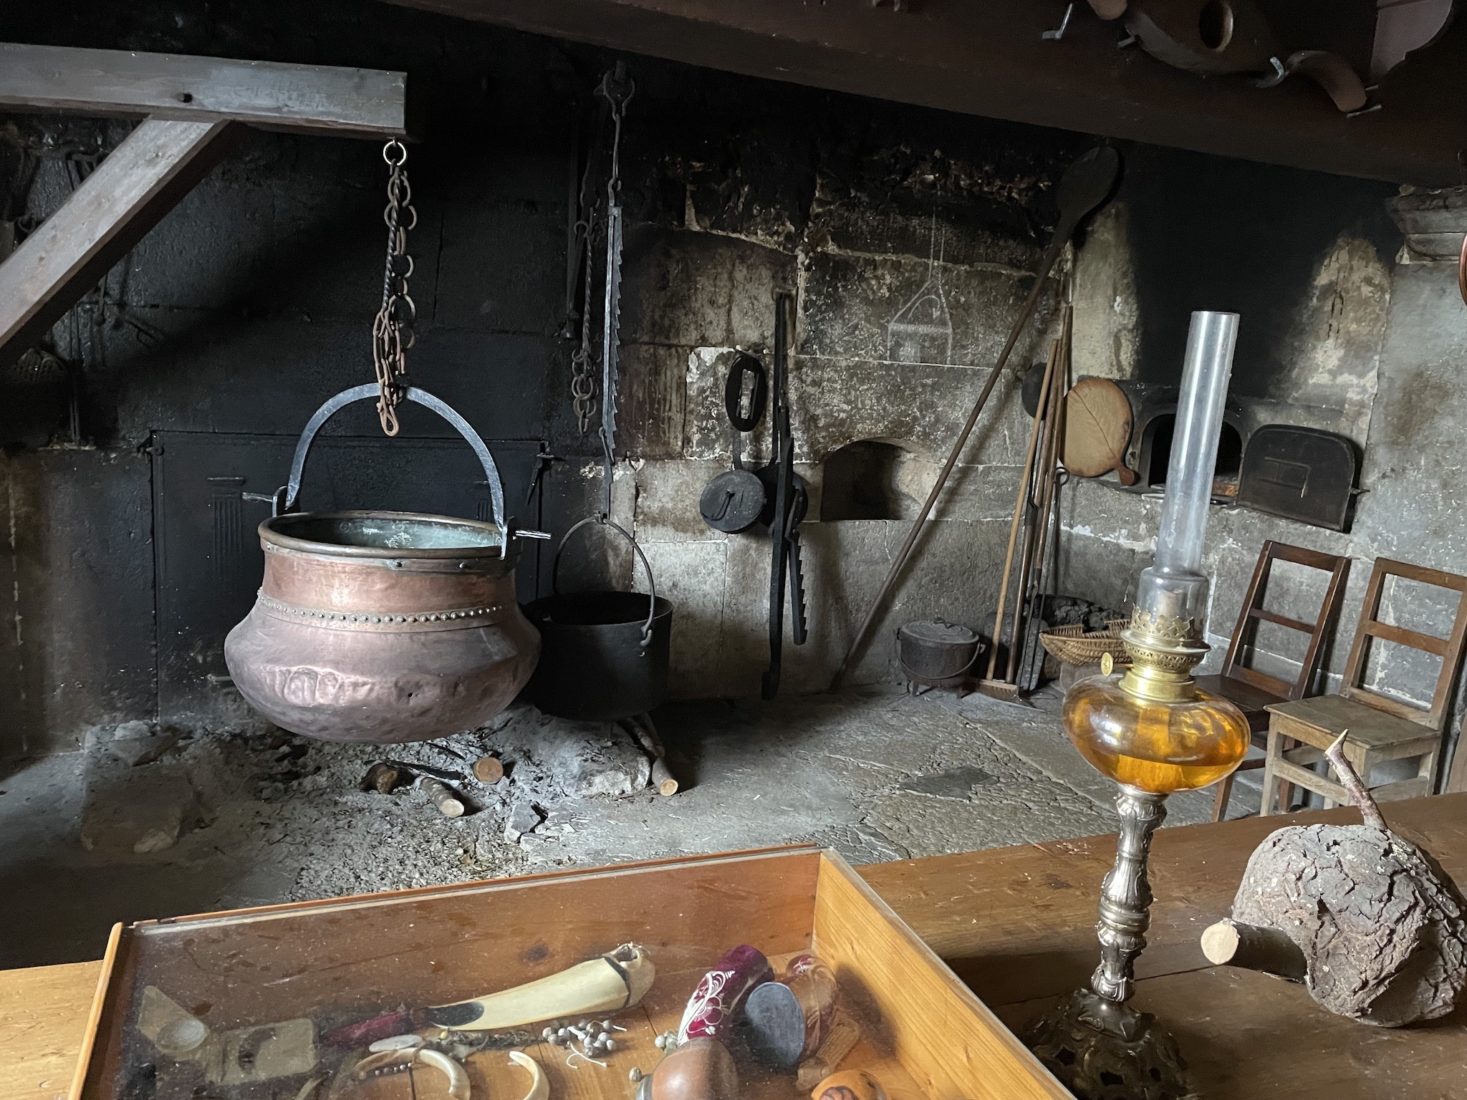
[371,140,417,436]
[597,65,635,197]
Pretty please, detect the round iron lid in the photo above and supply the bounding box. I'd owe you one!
[698,469,766,533]
[898,618,979,645]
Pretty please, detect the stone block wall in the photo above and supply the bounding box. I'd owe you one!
[606,81,1077,696]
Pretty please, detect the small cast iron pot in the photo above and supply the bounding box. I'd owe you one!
[524,517,673,721]
[896,619,984,690]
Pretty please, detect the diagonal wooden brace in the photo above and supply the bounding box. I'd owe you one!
[0,116,235,365]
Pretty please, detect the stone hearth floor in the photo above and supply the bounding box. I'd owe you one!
[0,685,1263,968]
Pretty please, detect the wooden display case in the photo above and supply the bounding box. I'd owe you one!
[72,846,1066,1098]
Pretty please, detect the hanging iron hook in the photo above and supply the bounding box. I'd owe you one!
[597,63,636,112]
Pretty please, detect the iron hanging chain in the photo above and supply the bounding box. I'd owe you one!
[372,140,418,437]
[568,95,609,436]
[569,208,599,435]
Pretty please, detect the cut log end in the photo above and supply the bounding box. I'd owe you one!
[1201,918,1308,982]
[421,778,466,819]
[472,754,505,784]
[651,759,679,797]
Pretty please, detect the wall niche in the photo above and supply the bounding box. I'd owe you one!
[820,439,919,522]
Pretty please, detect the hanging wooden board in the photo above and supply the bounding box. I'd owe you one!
[1063,377,1137,484]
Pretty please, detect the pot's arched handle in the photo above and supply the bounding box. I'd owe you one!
[552,516,658,648]
[281,383,542,555]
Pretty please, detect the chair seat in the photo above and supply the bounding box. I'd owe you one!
[1266,693,1441,753]
[1195,673,1283,733]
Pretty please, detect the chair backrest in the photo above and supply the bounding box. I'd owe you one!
[1341,557,1467,730]
[1220,541,1351,701]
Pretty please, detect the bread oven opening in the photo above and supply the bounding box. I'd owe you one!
[1138,413,1244,490]
[821,440,917,521]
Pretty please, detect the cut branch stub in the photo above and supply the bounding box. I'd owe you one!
[1322,729,1387,831]
[1200,918,1308,982]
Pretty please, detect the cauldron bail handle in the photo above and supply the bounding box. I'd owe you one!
[552,515,659,649]
[279,383,514,555]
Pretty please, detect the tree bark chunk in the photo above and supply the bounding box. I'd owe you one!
[1227,823,1467,1026]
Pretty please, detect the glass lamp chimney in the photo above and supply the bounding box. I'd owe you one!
[1134,311,1239,630]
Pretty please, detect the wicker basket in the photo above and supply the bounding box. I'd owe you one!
[1039,619,1130,666]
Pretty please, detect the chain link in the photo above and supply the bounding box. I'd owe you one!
[372,140,417,436]
[565,68,632,438]
[569,213,600,433]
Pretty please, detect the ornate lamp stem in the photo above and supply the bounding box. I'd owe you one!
[1092,787,1165,1016]
[1026,788,1187,1097]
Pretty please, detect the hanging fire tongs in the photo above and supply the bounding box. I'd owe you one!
[761,289,809,699]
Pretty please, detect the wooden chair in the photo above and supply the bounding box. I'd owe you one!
[1200,541,1350,821]
[1261,558,1467,815]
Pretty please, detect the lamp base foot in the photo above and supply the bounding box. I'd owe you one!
[1025,989,1190,1100]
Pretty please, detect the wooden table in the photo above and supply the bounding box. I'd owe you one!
[5,794,1465,1099]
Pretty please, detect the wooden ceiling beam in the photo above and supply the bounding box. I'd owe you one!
[0,43,411,138]
[387,0,1465,186]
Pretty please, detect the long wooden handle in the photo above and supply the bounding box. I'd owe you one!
[985,336,1060,682]
[1005,309,1070,683]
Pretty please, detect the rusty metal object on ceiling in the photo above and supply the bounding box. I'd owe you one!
[1371,0,1456,80]
[1083,0,1368,112]
[385,0,1465,185]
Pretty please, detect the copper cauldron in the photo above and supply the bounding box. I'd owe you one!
[224,384,544,743]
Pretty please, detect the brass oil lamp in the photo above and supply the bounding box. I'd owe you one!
[1028,312,1251,1098]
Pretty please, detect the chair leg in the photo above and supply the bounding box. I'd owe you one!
[1260,728,1282,818]
[1416,750,1439,797]
[1211,772,1235,822]
[1275,735,1296,813]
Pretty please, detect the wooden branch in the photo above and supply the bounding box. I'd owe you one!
[1324,730,1389,831]
[419,778,466,818]
[623,714,679,797]
[1200,918,1308,982]
[0,117,235,364]
[472,754,505,784]
[0,44,410,138]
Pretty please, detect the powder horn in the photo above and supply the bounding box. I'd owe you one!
[426,944,655,1031]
